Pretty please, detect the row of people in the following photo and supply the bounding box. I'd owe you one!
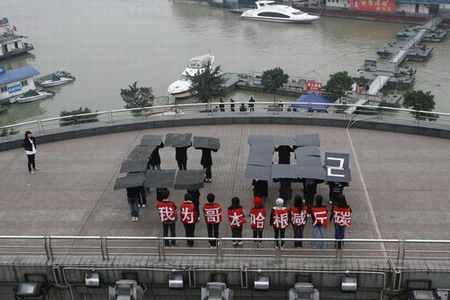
[253,178,349,206]
[156,191,352,249]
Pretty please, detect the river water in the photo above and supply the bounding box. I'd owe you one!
[1,0,449,126]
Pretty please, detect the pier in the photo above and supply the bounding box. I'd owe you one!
[345,17,444,114]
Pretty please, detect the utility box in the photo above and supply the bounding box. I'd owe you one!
[288,283,320,300]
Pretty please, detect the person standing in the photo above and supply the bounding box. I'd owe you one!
[137,186,147,208]
[252,179,268,203]
[301,178,324,209]
[147,142,164,170]
[175,143,191,170]
[229,98,235,112]
[22,131,38,174]
[187,188,201,217]
[330,194,352,249]
[156,190,177,247]
[181,193,199,247]
[290,195,308,248]
[270,198,289,249]
[203,193,222,248]
[248,96,255,111]
[201,148,214,183]
[274,178,293,202]
[310,195,328,249]
[275,145,293,164]
[126,187,140,222]
[219,98,225,112]
[228,197,246,248]
[326,181,349,206]
[249,197,266,248]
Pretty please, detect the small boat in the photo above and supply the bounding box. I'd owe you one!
[16,89,55,103]
[241,1,319,24]
[40,74,75,87]
[167,54,215,99]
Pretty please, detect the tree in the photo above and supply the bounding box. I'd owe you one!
[120,81,154,113]
[59,107,99,126]
[189,65,226,104]
[403,90,438,121]
[323,71,353,101]
[261,67,289,94]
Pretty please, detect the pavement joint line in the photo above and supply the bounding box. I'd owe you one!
[230,125,245,200]
[75,131,143,237]
[346,129,387,255]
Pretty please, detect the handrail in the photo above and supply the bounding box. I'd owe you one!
[1,101,450,136]
[1,236,450,266]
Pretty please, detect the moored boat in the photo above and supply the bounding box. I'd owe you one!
[39,74,75,87]
[0,17,34,61]
[16,89,55,103]
[167,54,215,99]
[240,1,319,24]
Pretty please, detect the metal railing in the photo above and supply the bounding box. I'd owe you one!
[1,102,450,139]
[1,236,450,266]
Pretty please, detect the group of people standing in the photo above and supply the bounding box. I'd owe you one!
[154,188,352,249]
[213,96,256,113]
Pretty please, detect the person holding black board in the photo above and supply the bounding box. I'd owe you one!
[148,142,164,170]
[252,179,268,202]
[175,144,190,170]
[201,149,213,183]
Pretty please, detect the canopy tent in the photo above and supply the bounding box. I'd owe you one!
[291,93,332,112]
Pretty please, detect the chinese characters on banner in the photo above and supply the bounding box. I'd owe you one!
[350,0,396,13]
[306,81,323,91]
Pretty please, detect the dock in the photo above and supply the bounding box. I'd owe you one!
[345,17,444,114]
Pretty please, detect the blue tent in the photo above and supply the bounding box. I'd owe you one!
[291,93,332,112]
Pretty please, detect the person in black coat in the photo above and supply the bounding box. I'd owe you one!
[248,96,255,112]
[300,178,324,208]
[187,188,201,217]
[21,131,38,174]
[219,98,225,112]
[201,148,217,183]
[175,143,191,170]
[275,146,293,164]
[148,142,164,170]
[230,98,235,112]
[273,178,293,202]
[252,179,268,202]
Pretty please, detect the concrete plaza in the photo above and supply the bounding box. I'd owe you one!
[0,123,449,244]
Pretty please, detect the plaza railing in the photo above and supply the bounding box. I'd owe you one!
[0,236,450,266]
[1,101,450,140]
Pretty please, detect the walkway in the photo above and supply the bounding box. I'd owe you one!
[0,124,449,247]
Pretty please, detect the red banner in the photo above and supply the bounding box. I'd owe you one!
[350,0,396,13]
[306,81,322,91]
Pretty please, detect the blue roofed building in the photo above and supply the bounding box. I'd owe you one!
[0,65,39,103]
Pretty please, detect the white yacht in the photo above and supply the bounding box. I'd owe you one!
[241,1,319,24]
[167,54,215,99]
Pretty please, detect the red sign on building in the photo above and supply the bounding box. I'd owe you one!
[350,0,396,13]
[306,81,323,91]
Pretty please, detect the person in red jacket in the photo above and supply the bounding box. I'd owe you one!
[270,198,289,249]
[156,190,177,247]
[249,197,266,248]
[228,197,246,248]
[310,195,328,249]
[290,195,308,248]
[181,193,199,247]
[330,194,352,249]
[203,193,222,248]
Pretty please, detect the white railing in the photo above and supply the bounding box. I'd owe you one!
[1,102,450,139]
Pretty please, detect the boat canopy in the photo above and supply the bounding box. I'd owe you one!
[188,55,213,69]
[291,93,332,112]
[21,90,40,97]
